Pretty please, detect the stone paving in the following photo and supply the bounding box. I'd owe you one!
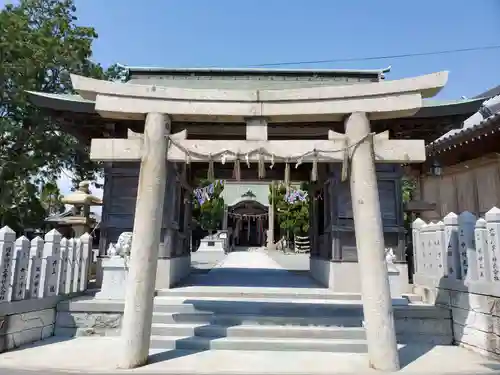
[1,337,499,374]
[1,250,500,374]
[185,248,320,288]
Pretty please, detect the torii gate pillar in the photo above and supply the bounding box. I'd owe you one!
[119,113,170,369]
[345,112,400,372]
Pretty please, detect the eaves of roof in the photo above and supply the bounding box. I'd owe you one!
[427,95,500,151]
[415,97,485,118]
[27,91,483,120]
[427,113,500,156]
[26,91,95,113]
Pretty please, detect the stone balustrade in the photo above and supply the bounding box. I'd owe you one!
[0,226,94,303]
[412,208,500,288]
[412,207,500,359]
[0,226,94,352]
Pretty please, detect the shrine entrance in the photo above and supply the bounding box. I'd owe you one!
[28,68,458,371]
[228,200,268,247]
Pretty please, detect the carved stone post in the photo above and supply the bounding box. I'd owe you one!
[345,112,399,372]
[119,113,169,369]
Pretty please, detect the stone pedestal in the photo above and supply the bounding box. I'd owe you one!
[95,256,128,300]
[197,239,225,252]
[387,263,408,305]
[197,231,228,253]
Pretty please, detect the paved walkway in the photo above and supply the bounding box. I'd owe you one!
[1,250,500,374]
[185,248,321,288]
[0,337,499,374]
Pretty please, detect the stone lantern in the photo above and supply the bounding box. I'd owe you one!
[60,181,102,237]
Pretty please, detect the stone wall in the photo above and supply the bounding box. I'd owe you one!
[0,297,63,352]
[53,296,453,344]
[412,207,500,359]
[55,297,123,337]
[0,227,94,351]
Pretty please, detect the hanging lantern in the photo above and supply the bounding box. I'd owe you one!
[430,159,442,177]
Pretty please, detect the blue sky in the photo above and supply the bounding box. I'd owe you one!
[72,0,500,99]
[2,0,500,200]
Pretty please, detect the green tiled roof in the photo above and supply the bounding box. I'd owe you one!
[221,183,271,207]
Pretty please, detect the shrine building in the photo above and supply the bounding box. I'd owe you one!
[26,65,490,370]
[28,66,484,291]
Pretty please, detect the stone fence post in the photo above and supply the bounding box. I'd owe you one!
[39,229,61,298]
[64,238,76,294]
[420,223,433,275]
[485,207,500,282]
[419,221,446,278]
[79,233,92,291]
[0,226,16,303]
[412,219,426,275]
[58,237,68,295]
[26,236,43,299]
[11,236,30,301]
[413,208,500,285]
[0,228,94,302]
[458,211,477,281]
[413,214,462,281]
[444,212,460,279]
[435,221,446,278]
[73,238,83,292]
[474,218,490,282]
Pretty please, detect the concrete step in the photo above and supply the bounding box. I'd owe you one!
[156,286,362,301]
[153,297,366,316]
[152,312,364,327]
[150,323,366,340]
[149,335,368,353]
[402,293,423,303]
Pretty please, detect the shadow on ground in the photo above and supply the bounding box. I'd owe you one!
[183,267,322,288]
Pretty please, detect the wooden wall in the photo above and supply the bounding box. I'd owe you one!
[316,163,405,262]
[99,161,178,256]
[100,161,405,262]
[419,154,500,221]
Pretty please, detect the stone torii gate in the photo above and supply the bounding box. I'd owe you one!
[72,72,447,371]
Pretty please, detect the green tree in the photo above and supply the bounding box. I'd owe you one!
[0,0,121,230]
[191,179,225,233]
[39,181,65,216]
[270,182,310,238]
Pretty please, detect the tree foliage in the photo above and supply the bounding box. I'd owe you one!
[270,182,310,238]
[402,176,416,228]
[402,177,416,204]
[39,181,65,216]
[191,179,225,233]
[0,0,122,231]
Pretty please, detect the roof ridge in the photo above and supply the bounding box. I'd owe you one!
[119,65,392,76]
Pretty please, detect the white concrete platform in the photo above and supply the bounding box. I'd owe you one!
[169,250,407,304]
[183,249,322,289]
[213,249,282,269]
[0,336,499,374]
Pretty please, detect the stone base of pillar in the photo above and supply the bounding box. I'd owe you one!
[266,230,276,250]
[309,257,410,300]
[95,256,128,300]
[155,255,191,289]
